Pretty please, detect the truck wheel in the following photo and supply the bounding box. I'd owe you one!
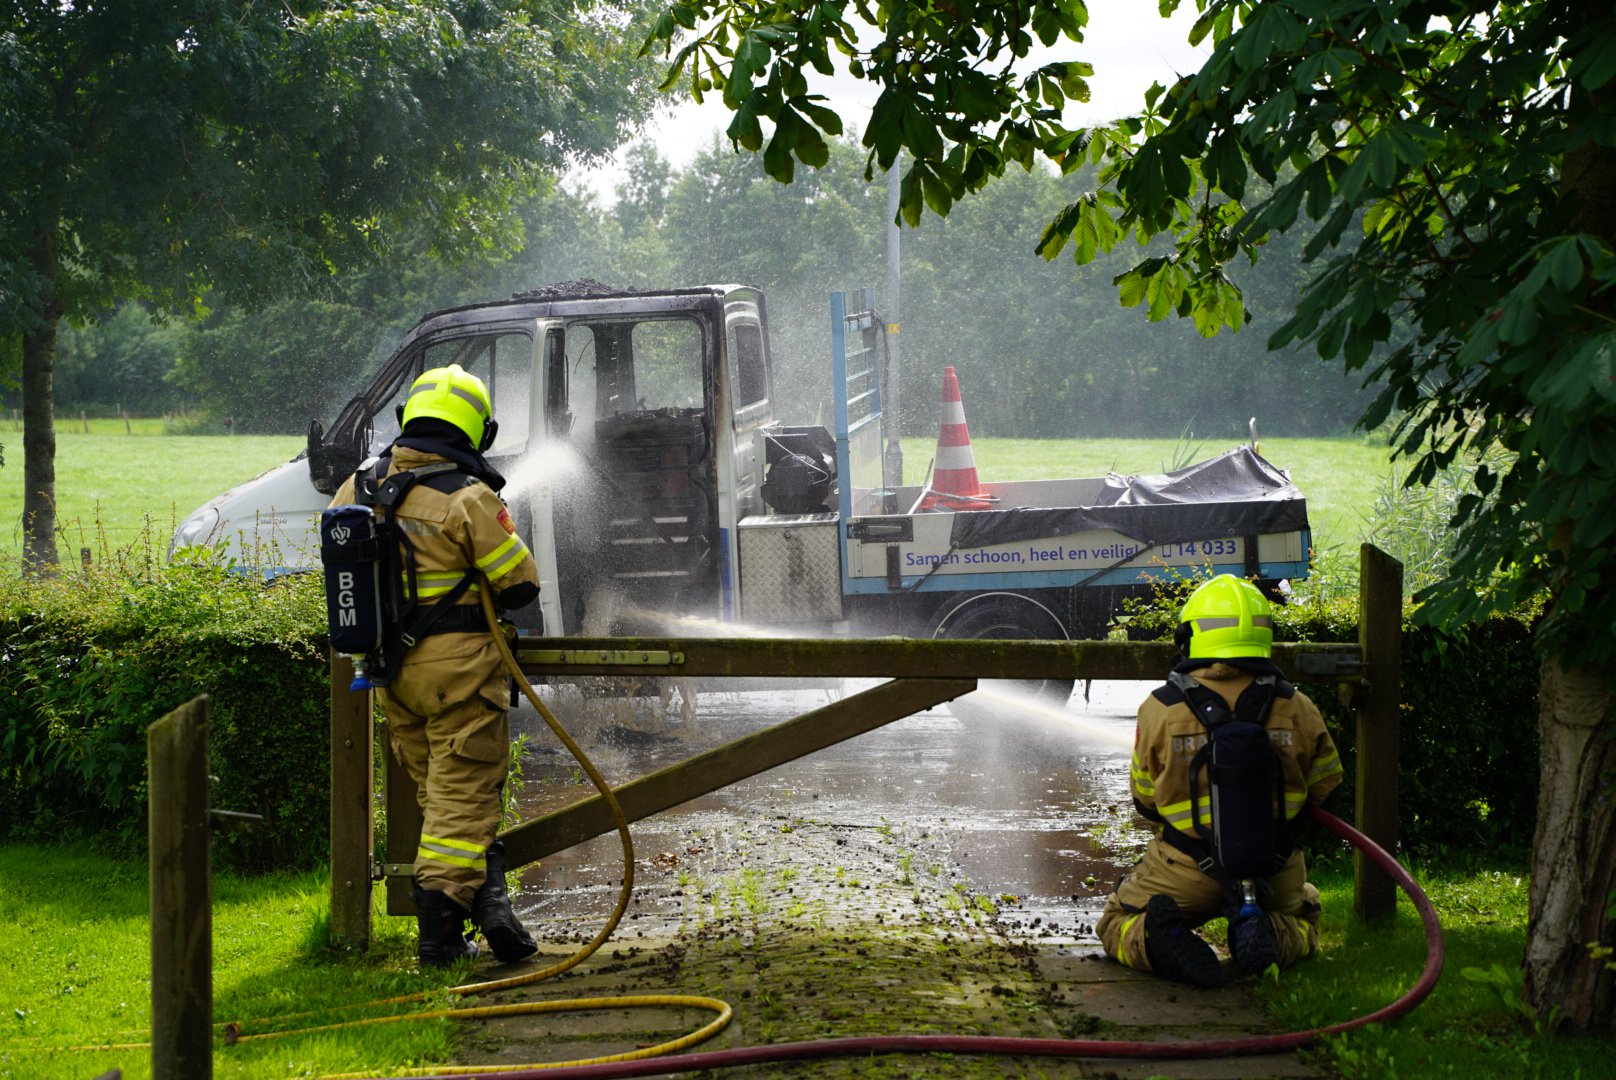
[931,593,1075,717]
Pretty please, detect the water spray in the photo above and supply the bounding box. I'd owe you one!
[966,683,1133,751]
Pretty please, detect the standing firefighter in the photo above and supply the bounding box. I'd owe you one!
[326,364,541,968]
[1097,574,1343,986]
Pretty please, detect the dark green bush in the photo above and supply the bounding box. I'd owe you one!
[0,551,332,871]
[1122,584,1542,857]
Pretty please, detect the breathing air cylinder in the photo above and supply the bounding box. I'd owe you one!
[320,505,385,688]
[1205,720,1282,881]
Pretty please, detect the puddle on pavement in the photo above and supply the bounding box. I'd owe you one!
[507,679,1153,937]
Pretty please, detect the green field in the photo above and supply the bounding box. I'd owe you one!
[0,426,304,560]
[0,427,1395,565]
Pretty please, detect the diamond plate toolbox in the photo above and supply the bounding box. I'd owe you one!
[737,513,844,623]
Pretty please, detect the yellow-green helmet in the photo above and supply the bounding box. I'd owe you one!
[400,364,496,450]
[1178,574,1274,659]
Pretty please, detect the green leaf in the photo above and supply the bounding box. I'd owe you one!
[1145,262,1180,321]
[899,163,925,227]
[1570,25,1616,90]
[1188,8,1217,47]
[727,92,765,152]
[1529,336,1615,409]
[1252,177,1306,234]
[1036,201,1084,261]
[1495,299,1540,345]
[1366,134,1401,189]
[1206,130,1247,200]
[1115,267,1148,309]
[798,99,845,137]
[1246,89,1297,137]
[922,167,954,218]
[1520,236,1589,298]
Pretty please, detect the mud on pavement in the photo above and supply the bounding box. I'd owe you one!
[446,684,1321,1079]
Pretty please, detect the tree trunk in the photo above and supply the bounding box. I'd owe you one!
[20,314,60,572]
[1524,0,1616,1033]
[1525,656,1616,1031]
[20,194,64,572]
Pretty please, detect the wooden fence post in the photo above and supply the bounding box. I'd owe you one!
[1355,543,1404,921]
[148,696,212,1080]
[329,652,375,948]
[385,745,424,916]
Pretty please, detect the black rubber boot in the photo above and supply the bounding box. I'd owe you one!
[471,841,538,963]
[1229,911,1280,977]
[1142,894,1224,987]
[413,883,480,969]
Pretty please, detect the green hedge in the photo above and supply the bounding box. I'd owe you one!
[1125,588,1542,856]
[0,554,332,871]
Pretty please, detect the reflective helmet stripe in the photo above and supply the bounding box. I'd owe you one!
[447,384,490,418]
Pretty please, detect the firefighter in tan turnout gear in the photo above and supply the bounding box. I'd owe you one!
[1096,574,1343,986]
[330,364,541,969]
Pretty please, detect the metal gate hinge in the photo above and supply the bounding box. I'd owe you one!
[1294,651,1365,677]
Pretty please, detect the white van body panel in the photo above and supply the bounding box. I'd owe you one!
[169,456,325,573]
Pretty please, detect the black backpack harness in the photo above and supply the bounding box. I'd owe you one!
[320,452,486,687]
[1142,667,1298,904]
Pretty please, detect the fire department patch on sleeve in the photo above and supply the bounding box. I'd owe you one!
[497,507,516,535]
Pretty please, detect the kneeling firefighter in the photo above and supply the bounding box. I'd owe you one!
[323,364,542,968]
[1096,574,1343,986]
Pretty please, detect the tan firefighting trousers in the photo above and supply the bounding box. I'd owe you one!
[380,633,511,911]
[1096,837,1321,974]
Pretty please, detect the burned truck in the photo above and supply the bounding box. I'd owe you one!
[172,283,1311,690]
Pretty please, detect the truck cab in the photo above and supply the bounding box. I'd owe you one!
[172,284,778,635]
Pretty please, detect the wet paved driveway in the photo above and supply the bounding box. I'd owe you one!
[509,679,1150,934]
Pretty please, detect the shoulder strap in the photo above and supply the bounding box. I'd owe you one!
[1150,681,1186,706]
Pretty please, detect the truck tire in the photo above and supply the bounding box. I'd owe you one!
[930,592,1075,718]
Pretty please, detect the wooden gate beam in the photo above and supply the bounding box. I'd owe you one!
[499,677,977,868]
[513,638,1363,683]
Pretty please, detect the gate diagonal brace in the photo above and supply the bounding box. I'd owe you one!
[498,677,978,869]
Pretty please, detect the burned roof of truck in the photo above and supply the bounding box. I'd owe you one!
[415,282,757,325]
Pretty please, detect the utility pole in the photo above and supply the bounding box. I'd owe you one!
[883,162,904,492]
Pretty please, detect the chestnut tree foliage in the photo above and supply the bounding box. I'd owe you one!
[1,0,660,568]
[645,0,1616,1028]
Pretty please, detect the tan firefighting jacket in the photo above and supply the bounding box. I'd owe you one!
[329,445,539,665]
[1129,662,1342,842]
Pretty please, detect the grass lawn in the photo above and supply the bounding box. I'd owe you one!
[0,430,303,560]
[0,847,447,1080]
[1262,852,1607,1079]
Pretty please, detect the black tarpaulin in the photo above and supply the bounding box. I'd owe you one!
[946,447,1309,550]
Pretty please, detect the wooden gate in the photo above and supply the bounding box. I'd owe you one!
[329,546,1402,948]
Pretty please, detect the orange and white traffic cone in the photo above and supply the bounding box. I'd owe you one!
[919,366,996,511]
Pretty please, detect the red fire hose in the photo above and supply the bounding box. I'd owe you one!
[387,806,1443,1079]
